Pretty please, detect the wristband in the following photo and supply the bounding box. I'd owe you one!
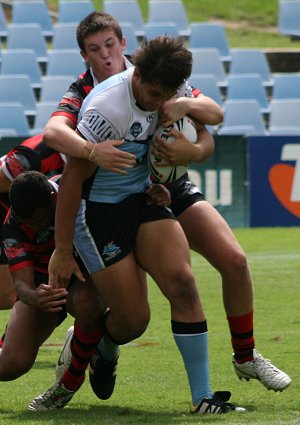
[89,144,97,161]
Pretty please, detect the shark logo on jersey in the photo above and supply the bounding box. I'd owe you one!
[129,122,143,140]
[102,241,121,261]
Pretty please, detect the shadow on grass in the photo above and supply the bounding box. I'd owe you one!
[1,403,256,424]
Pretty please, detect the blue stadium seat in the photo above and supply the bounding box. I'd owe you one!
[278,0,300,38]
[0,102,31,137]
[226,74,270,114]
[32,101,58,135]
[269,99,300,135]
[46,49,86,79]
[188,74,223,107]
[0,75,37,117]
[229,49,273,87]
[104,1,145,38]
[1,49,42,90]
[272,73,300,100]
[121,23,139,54]
[58,0,94,24]
[218,100,268,136]
[189,22,231,63]
[52,23,78,50]
[147,0,190,37]
[144,22,179,39]
[40,75,74,102]
[6,24,48,66]
[12,1,53,38]
[190,48,227,89]
[0,4,8,39]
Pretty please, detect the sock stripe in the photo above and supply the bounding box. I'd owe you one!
[171,320,208,335]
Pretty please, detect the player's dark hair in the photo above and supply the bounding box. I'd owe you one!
[132,36,192,92]
[9,171,53,219]
[77,11,123,52]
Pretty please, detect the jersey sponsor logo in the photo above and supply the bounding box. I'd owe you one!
[147,113,155,123]
[102,241,121,261]
[3,239,26,260]
[269,144,300,218]
[86,111,114,139]
[5,154,31,178]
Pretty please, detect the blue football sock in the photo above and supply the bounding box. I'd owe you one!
[172,320,212,405]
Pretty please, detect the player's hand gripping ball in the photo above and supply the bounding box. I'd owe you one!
[148,116,197,183]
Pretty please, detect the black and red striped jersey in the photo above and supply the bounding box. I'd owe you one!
[1,134,64,183]
[52,68,94,126]
[2,181,58,276]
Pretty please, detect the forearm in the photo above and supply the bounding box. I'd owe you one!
[191,125,215,164]
[55,169,81,252]
[184,95,224,126]
[55,157,96,251]
[13,270,37,307]
[43,116,94,160]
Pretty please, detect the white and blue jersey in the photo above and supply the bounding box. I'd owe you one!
[77,67,158,204]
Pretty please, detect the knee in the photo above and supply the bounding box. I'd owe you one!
[110,306,151,344]
[225,248,249,278]
[71,286,104,327]
[0,356,32,381]
[165,269,198,305]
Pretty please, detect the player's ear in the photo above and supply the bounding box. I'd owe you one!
[50,191,57,203]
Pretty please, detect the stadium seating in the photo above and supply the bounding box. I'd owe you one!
[58,0,94,24]
[147,0,190,37]
[40,75,74,102]
[229,49,274,87]
[226,74,270,114]
[218,100,268,136]
[189,22,231,64]
[120,23,139,54]
[52,23,79,50]
[6,24,48,66]
[268,99,300,134]
[278,0,300,38]
[1,49,42,90]
[190,48,227,89]
[272,73,300,100]
[31,101,58,135]
[188,74,223,107]
[0,75,37,117]
[144,22,179,39]
[46,49,86,79]
[0,102,31,136]
[0,4,8,40]
[11,1,53,38]
[104,1,145,38]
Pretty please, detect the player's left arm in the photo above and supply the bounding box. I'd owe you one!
[159,94,224,128]
[151,123,214,166]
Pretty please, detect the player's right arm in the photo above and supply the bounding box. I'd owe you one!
[12,267,67,312]
[44,107,135,173]
[48,154,97,289]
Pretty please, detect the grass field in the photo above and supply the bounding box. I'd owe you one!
[46,0,300,48]
[0,227,299,424]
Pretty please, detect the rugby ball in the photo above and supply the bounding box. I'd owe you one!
[148,116,197,184]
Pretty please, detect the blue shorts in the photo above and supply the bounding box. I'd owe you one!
[74,193,174,274]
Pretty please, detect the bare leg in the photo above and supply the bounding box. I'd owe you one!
[0,300,60,380]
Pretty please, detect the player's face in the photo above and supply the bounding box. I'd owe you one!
[132,70,177,112]
[20,204,55,232]
[81,30,126,83]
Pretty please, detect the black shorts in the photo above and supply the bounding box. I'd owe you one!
[167,173,205,216]
[74,193,175,273]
